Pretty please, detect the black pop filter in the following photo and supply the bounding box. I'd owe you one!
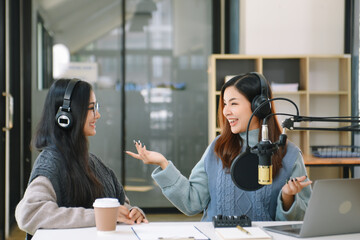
[230,147,264,191]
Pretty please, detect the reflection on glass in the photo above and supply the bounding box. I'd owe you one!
[124,0,211,207]
[49,0,211,208]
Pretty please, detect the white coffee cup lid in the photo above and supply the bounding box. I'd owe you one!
[93,198,120,208]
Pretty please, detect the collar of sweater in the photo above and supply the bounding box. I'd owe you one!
[239,128,259,148]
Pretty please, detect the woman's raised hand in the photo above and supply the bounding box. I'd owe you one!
[281,175,312,210]
[126,140,169,170]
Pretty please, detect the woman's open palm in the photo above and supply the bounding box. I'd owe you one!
[126,141,168,169]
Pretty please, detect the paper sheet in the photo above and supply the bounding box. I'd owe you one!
[131,225,210,240]
[215,227,272,240]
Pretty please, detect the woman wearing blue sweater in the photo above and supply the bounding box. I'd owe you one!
[127,72,312,221]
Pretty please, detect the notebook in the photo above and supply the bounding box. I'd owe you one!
[215,227,271,240]
[263,178,360,238]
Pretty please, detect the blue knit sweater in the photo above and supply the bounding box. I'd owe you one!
[152,129,311,221]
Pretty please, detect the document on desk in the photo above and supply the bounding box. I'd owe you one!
[215,227,272,240]
[131,225,210,240]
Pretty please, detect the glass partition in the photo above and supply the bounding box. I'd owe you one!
[123,0,211,207]
[36,0,211,208]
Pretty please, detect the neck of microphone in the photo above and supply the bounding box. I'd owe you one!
[261,123,269,142]
[258,124,273,185]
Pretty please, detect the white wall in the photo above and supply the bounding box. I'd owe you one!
[240,0,345,55]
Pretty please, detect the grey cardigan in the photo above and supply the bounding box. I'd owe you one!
[28,145,126,207]
[15,146,144,235]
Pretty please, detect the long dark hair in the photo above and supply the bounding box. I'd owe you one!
[32,78,103,207]
[214,73,286,177]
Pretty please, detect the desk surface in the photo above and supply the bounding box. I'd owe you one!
[32,221,360,240]
[303,154,360,166]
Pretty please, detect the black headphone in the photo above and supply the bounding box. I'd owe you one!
[55,79,79,129]
[250,72,271,119]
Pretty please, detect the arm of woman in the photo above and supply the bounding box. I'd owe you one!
[127,142,211,216]
[15,176,95,235]
[275,152,312,221]
[151,159,210,216]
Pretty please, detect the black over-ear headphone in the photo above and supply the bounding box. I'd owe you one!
[250,72,271,119]
[55,79,79,129]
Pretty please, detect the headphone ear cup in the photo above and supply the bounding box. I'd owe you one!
[55,108,73,129]
[251,95,271,119]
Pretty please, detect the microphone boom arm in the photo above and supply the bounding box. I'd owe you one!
[282,116,360,132]
[232,96,360,190]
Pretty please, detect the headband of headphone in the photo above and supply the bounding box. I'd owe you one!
[250,72,271,119]
[55,79,79,129]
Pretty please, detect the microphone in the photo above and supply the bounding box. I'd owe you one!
[250,124,278,185]
[231,97,294,191]
[230,123,286,190]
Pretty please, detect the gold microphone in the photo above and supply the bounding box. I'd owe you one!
[258,124,274,185]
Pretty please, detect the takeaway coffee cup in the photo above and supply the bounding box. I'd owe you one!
[93,198,120,232]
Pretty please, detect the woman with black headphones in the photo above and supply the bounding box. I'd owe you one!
[127,72,312,222]
[16,79,147,238]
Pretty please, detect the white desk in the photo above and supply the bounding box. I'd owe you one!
[32,221,360,240]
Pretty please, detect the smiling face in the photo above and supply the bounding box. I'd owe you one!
[223,86,259,134]
[83,90,100,137]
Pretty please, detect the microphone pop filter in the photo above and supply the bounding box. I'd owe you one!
[230,148,264,191]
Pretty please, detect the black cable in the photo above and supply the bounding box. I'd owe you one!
[264,113,298,124]
[245,97,299,148]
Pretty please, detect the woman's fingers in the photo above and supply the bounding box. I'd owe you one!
[128,209,140,219]
[117,215,134,225]
[300,180,313,188]
[295,176,313,188]
[129,209,143,222]
[117,206,148,225]
[125,151,140,159]
[284,176,312,195]
[117,206,134,225]
[286,178,298,194]
[127,141,167,167]
[118,205,130,215]
[297,175,307,181]
[127,208,148,224]
[135,141,141,152]
[120,218,135,225]
[134,141,147,159]
[126,141,148,161]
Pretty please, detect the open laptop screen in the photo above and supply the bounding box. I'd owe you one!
[264,178,360,238]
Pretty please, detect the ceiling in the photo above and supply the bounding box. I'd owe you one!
[36,0,157,53]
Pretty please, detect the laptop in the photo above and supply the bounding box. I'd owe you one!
[263,178,360,238]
